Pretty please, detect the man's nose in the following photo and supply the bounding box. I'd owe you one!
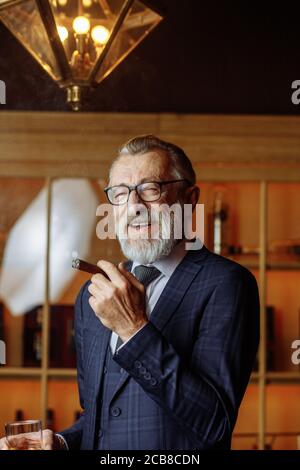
[127,189,148,217]
[127,188,143,205]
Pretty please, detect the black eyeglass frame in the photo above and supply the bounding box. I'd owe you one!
[104,179,191,205]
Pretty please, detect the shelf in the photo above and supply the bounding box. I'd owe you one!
[0,367,41,377]
[266,372,300,383]
[233,431,300,438]
[48,368,77,377]
[250,372,300,383]
[0,367,76,378]
[228,254,300,271]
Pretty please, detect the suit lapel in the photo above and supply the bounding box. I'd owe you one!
[82,316,110,449]
[149,245,209,330]
[109,245,210,401]
[84,314,111,398]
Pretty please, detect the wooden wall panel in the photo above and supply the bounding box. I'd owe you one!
[0,112,300,180]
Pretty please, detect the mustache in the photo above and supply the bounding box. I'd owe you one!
[117,202,182,227]
[127,214,152,225]
[115,200,184,233]
[125,209,159,226]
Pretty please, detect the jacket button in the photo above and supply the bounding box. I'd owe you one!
[144,372,151,380]
[110,407,121,417]
[103,366,107,374]
[134,361,142,369]
[120,368,124,373]
[150,378,157,386]
[140,366,146,374]
[98,429,103,437]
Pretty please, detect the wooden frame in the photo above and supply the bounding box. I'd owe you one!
[0,111,300,449]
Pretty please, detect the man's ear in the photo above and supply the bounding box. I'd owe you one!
[185,185,200,210]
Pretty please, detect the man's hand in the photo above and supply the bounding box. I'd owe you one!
[43,430,67,450]
[0,430,67,450]
[0,436,9,450]
[88,260,148,342]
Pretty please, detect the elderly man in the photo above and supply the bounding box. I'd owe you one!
[1,135,260,450]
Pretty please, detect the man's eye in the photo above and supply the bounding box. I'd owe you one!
[113,188,128,198]
[141,184,160,194]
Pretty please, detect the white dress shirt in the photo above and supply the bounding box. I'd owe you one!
[110,240,188,354]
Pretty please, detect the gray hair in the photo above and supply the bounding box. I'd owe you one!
[109,134,196,185]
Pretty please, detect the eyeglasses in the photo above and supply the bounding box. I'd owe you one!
[104,179,190,205]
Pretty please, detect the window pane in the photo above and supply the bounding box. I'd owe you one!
[0,177,46,367]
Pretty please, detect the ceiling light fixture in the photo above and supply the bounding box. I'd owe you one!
[0,0,163,110]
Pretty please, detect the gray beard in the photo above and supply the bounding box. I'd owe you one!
[116,199,183,264]
[118,236,178,264]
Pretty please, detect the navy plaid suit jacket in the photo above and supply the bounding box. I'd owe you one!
[61,244,260,450]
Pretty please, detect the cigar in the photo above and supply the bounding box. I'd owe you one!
[72,258,110,279]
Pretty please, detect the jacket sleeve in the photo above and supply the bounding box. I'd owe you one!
[59,281,89,450]
[113,266,260,448]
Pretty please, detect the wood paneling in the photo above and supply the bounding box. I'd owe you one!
[1,112,300,179]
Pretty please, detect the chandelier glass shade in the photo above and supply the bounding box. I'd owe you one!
[0,0,163,109]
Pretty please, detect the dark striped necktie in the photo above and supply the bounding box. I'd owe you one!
[115,265,161,350]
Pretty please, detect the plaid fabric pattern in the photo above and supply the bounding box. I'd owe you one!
[115,265,162,350]
[61,245,260,450]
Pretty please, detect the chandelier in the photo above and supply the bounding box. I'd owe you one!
[0,0,163,110]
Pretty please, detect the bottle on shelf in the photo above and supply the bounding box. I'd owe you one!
[46,408,55,432]
[208,186,230,255]
[23,304,76,368]
[23,305,43,367]
[49,305,76,368]
[0,302,4,341]
[14,409,24,421]
[266,306,276,371]
[0,302,4,366]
